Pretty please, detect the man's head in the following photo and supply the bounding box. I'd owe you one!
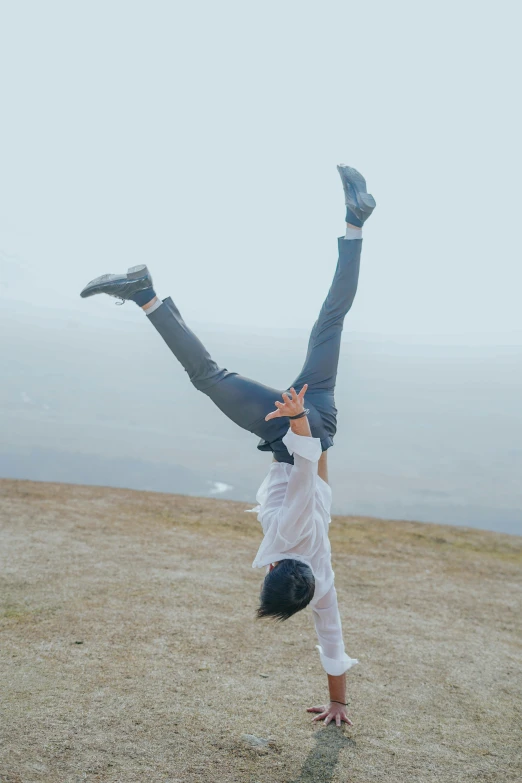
[257,559,315,621]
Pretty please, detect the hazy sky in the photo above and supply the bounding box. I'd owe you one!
[0,1,521,339]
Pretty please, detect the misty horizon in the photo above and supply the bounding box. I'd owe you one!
[2,301,521,536]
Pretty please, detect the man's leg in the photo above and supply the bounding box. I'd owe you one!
[288,165,375,439]
[290,234,362,394]
[145,295,283,432]
[80,265,283,437]
[255,232,363,461]
[290,164,375,394]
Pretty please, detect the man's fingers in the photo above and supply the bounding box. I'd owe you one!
[312,711,328,722]
[275,400,284,408]
[299,383,308,399]
[265,410,280,421]
[308,702,352,726]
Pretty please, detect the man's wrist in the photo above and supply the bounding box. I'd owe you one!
[288,408,310,420]
[327,672,346,703]
[289,415,311,437]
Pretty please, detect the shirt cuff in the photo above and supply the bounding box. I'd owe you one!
[282,428,322,462]
[315,645,359,676]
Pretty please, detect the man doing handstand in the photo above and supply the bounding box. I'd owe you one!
[80,164,376,727]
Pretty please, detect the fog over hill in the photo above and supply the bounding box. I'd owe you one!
[1,299,521,534]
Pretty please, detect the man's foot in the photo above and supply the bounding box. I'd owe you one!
[337,165,376,227]
[80,264,155,305]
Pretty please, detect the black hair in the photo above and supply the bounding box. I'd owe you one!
[257,559,315,621]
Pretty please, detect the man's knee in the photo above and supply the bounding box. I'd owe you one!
[190,365,230,392]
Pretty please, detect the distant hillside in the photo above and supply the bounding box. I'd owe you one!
[1,478,521,783]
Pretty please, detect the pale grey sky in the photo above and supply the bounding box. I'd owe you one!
[0,1,521,340]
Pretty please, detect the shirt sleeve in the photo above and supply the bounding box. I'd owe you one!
[282,428,323,463]
[312,584,359,676]
[255,428,322,555]
[272,428,322,547]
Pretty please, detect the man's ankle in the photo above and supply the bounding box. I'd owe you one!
[345,223,363,240]
[129,287,157,307]
[141,296,159,311]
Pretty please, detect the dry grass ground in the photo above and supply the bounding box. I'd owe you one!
[0,478,521,783]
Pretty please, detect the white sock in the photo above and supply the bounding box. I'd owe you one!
[144,298,163,316]
[345,224,362,240]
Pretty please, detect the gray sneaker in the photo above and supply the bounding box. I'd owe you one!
[80,264,153,301]
[337,165,376,227]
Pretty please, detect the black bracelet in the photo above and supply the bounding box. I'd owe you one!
[330,700,348,706]
[288,408,310,420]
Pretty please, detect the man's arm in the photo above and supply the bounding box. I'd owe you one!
[266,389,353,725]
[317,450,329,484]
[308,585,358,725]
[263,386,321,547]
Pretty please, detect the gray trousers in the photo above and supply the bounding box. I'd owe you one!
[147,236,362,464]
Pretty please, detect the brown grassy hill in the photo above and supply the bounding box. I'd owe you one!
[1,478,521,783]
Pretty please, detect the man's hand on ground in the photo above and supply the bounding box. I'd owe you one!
[265,384,308,422]
[307,702,353,727]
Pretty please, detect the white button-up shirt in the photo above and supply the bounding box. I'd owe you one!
[246,427,358,676]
